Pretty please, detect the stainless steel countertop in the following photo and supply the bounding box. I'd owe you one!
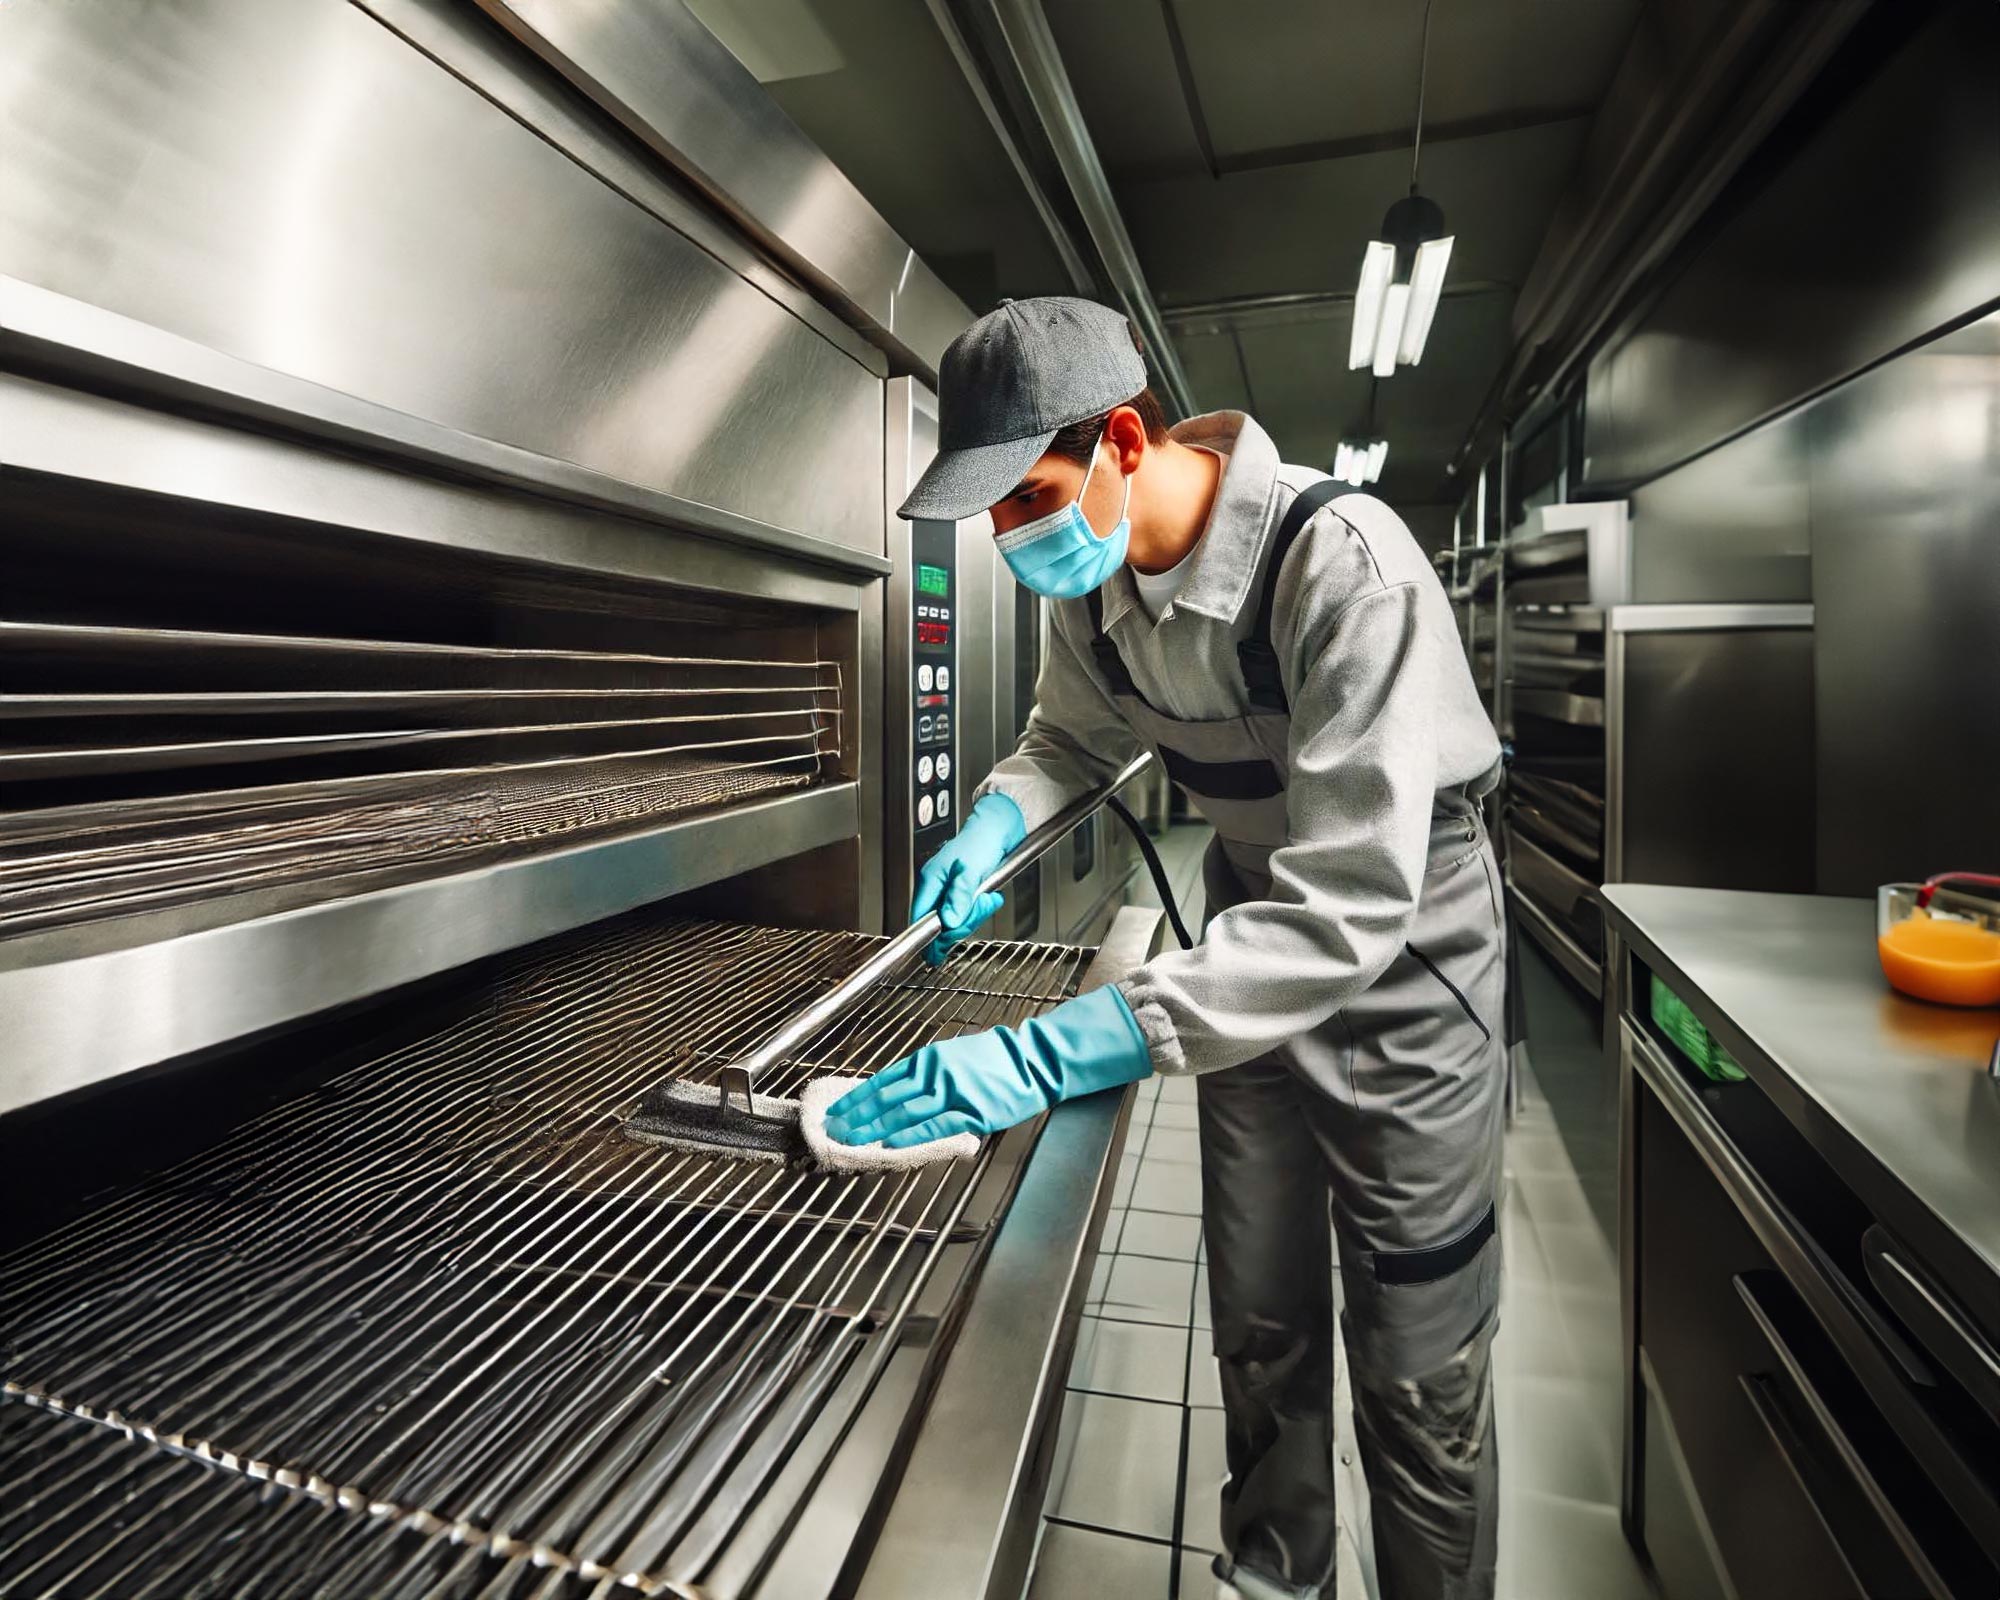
[1603,884,2000,1328]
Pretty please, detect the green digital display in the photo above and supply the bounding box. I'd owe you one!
[917,563,949,597]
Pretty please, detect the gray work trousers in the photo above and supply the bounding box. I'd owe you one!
[1198,832,1506,1600]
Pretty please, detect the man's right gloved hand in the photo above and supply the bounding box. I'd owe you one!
[912,792,1027,964]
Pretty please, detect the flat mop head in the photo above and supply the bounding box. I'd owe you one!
[623,1077,807,1167]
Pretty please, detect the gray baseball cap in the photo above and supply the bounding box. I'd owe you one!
[899,296,1148,521]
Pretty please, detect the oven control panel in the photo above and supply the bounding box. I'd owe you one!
[910,521,957,859]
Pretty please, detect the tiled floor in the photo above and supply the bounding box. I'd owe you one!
[1025,825,1660,1599]
[1494,945,1655,1600]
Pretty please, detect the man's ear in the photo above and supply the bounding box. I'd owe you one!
[1104,404,1149,474]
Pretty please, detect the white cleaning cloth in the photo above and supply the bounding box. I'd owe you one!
[798,1075,981,1174]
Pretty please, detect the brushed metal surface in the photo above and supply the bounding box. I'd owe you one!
[883,378,937,924]
[0,370,876,609]
[0,0,885,552]
[1628,417,1813,603]
[472,0,972,376]
[349,0,883,373]
[956,512,1000,861]
[1582,3,2000,488]
[1611,625,1815,893]
[1809,311,2000,896]
[1609,604,1814,634]
[0,782,860,1111]
[0,283,888,582]
[854,581,888,935]
[858,906,1165,1599]
[1510,883,1602,999]
[1604,883,2000,1425]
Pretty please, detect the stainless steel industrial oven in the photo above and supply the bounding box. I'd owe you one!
[0,3,1159,1595]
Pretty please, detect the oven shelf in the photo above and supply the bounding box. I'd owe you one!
[0,780,860,1113]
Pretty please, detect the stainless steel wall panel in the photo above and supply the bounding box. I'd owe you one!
[0,0,886,554]
[1612,625,1815,894]
[1809,312,2000,897]
[1581,3,2000,489]
[1627,416,1811,603]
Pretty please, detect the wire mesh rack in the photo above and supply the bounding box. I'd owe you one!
[0,916,1090,1599]
[0,627,843,936]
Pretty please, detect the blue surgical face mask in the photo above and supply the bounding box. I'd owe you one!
[994,435,1132,599]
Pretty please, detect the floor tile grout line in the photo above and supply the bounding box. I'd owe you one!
[1043,1512,1181,1552]
[1168,1405,1192,1600]
[1172,1211,1204,1596]
[1066,1382,1187,1408]
[1090,1309,1203,1335]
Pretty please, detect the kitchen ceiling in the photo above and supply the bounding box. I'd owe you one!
[687,0,1642,531]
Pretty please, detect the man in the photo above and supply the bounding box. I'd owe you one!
[828,296,1505,1600]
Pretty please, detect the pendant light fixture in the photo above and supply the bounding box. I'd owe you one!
[1334,381,1388,486]
[1347,0,1453,376]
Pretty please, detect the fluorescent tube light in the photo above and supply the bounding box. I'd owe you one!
[1372,282,1409,377]
[1398,236,1453,365]
[1348,241,1395,370]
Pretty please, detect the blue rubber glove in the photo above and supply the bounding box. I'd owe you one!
[912,792,1027,965]
[824,986,1153,1148]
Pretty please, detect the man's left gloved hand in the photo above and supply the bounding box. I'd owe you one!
[823,986,1154,1148]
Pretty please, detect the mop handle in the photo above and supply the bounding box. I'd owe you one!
[718,751,1156,1104]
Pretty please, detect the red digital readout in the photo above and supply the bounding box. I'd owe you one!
[916,620,951,647]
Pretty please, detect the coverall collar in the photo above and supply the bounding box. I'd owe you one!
[1095,409,1281,633]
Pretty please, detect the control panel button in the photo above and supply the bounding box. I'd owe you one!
[917,755,933,784]
[917,664,934,692]
[917,714,935,742]
[937,791,951,819]
[917,794,934,827]
[937,666,951,691]
[936,752,952,780]
[935,713,951,740]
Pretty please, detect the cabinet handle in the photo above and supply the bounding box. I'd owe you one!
[1736,1273,1955,1600]
[1738,1374,1929,1600]
[1864,1226,2000,1425]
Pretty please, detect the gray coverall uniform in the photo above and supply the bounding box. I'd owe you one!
[979,412,1505,1600]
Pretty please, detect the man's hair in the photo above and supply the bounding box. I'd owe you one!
[1044,387,1172,465]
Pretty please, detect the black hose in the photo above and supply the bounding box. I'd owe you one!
[1105,795,1195,950]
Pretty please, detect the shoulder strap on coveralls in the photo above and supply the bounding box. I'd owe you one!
[1084,478,1355,716]
[1237,479,1354,714]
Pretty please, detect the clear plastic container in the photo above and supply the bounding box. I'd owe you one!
[1877,878,2000,1008]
